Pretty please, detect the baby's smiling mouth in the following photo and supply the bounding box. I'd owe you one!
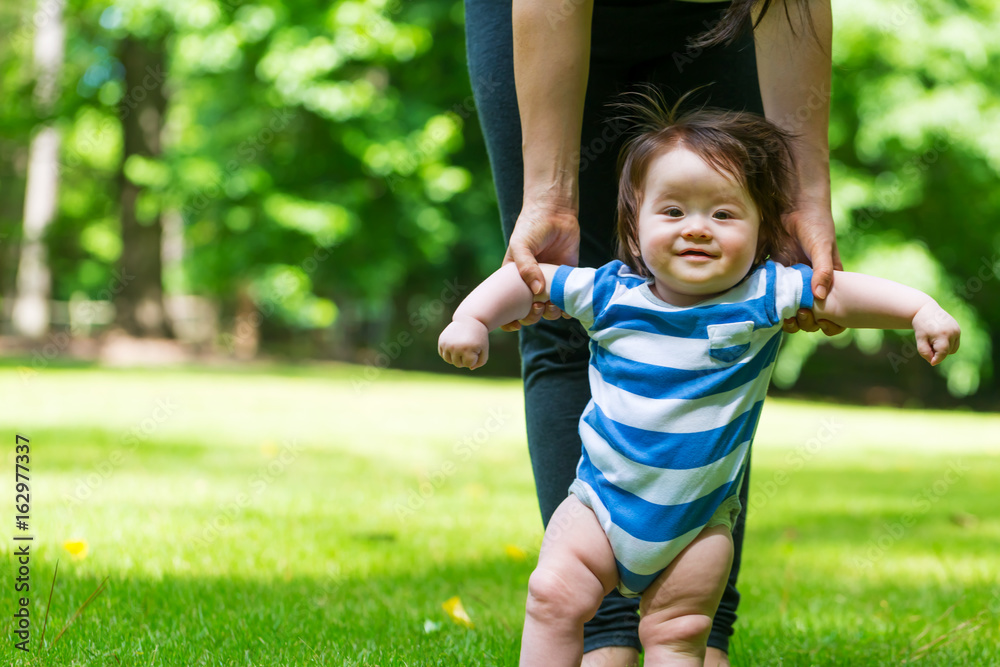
[678,248,716,258]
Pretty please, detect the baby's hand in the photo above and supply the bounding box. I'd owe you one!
[438,316,490,370]
[911,302,961,366]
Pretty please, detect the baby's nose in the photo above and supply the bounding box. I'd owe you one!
[682,219,712,238]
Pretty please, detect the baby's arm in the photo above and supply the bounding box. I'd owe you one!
[438,263,561,369]
[811,271,961,366]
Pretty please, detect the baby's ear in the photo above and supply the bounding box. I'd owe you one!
[627,238,641,262]
[614,235,644,275]
[626,232,647,267]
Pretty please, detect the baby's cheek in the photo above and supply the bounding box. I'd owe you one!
[731,235,759,272]
[641,233,671,259]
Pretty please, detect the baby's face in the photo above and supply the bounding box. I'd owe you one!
[635,145,761,306]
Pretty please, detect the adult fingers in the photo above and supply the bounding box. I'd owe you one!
[817,319,846,337]
[809,247,835,301]
[508,242,545,295]
[500,302,545,331]
[795,309,821,333]
[520,302,545,325]
[542,302,564,320]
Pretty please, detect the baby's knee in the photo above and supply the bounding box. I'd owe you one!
[525,566,603,625]
[638,612,713,651]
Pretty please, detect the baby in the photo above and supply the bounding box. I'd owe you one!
[438,100,960,666]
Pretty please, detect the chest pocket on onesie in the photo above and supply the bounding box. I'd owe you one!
[707,321,755,363]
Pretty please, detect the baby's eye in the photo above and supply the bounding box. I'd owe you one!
[713,210,733,220]
[663,207,683,217]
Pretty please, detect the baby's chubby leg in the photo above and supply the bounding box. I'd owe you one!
[638,526,734,666]
[520,495,619,667]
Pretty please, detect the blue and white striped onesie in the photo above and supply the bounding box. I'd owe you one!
[549,259,813,597]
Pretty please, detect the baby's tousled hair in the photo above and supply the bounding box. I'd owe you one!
[611,88,797,277]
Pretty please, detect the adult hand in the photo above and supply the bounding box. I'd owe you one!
[500,199,581,332]
[777,200,846,336]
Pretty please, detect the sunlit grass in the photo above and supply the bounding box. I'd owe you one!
[0,361,998,665]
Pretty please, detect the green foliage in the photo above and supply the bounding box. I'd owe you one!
[151,0,495,330]
[2,0,1000,397]
[2,0,498,335]
[818,0,1000,396]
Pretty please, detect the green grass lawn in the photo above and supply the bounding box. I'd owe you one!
[1,360,998,666]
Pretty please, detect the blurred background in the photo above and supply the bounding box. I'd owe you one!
[1,0,998,408]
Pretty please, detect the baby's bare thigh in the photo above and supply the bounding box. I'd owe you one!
[639,525,735,619]
[537,495,619,595]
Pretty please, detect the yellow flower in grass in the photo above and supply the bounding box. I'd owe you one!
[504,544,527,561]
[442,596,474,629]
[63,539,88,559]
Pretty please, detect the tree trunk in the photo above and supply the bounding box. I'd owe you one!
[11,0,65,339]
[114,36,172,337]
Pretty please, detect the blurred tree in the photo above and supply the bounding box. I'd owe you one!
[0,7,34,320]
[11,0,65,338]
[115,34,172,337]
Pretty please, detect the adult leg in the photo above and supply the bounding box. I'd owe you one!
[637,526,735,666]
[463,2,630,656]
[463,0,595,534]
[521,495,620,667]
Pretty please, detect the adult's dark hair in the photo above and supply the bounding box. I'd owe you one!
[612,90,796,277]
[691,0,819,49]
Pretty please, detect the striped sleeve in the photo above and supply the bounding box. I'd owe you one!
[772,262,814,322]
[550,265,597,329]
